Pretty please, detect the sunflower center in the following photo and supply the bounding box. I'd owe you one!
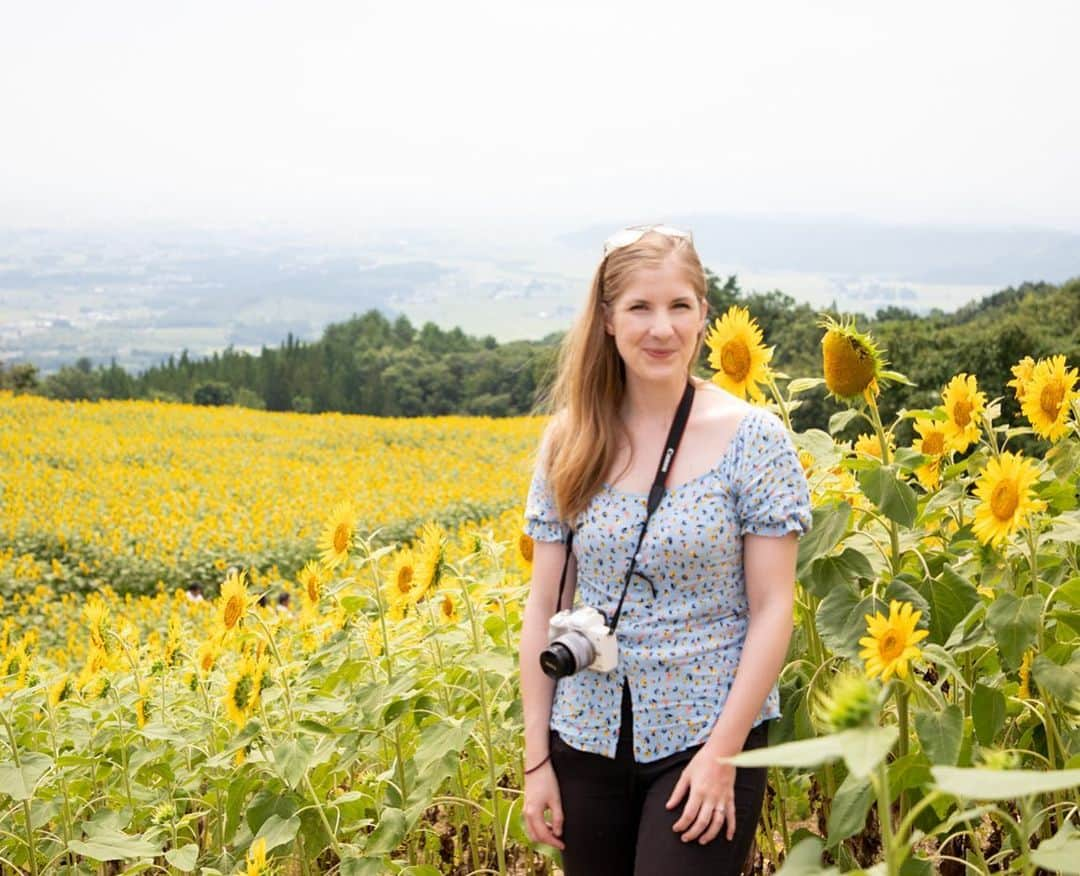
[952,400,973,427]
[223,595,243,629]
[333,523,350,554]
[307,577,320,603]
[720,339,751,382]
[1039,379,1065,420]
[441,595,454,618]
[922,432,945,455]
[879,630,904,661]
[397,566,414,594]
[201,652,215,673]
[519,533,534,564]
[990,479,1019,521]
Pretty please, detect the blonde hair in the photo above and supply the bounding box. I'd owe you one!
[536,230,708,522]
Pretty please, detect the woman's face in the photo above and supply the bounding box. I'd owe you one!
[603,256,707,386]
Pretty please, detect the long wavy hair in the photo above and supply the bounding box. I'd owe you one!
[535,230,708,522]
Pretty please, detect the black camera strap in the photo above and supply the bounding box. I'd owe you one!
[554,381,696,632]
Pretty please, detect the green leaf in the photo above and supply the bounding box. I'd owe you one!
[1056,576,1080,608]
[0,752,52,801]
[972,683,1006,747]
[339,857,388,876]
[816,588,885,660]
[273,736,315,790]
[1032,653,1080,707]
[806,548,874,599]
[889,751,934,798]
[775,835,841,875]
[828,409,860,435]
[67,829,163,862]
[826,771,873,848]
[914,705,963,765]
[365,807,407,856]
[797,502,851,577]
[725,726,898,779]
[857,464,918,528]
[414,719,473,772]
[985,592,1041,668]
[1045,510,1080,545]
[787,377,825,395]
[253,814,301,853]
[1032,822,1080,874]
[931,766,1080,799]
[914,569,979,646]
[164,844,199,871]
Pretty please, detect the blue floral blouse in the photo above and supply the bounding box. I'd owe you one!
[524,406,813,762]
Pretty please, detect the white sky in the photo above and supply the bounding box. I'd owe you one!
[2,0,1079,232]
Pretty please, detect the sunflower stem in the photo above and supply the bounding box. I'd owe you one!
[865,392,902,575]
[460,578,508,875]
[0,710,39,876]
[895,684,910,821]
[766,372,793,432]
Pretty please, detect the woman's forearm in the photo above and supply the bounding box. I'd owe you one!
[519,589,558,765]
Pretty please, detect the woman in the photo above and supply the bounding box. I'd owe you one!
[518,225,812,875]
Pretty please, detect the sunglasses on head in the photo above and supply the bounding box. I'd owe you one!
[602,224,693,257]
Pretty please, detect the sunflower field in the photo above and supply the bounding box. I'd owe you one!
[1,309,1079,875]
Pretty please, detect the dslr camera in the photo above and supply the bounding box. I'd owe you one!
[539,607,618,679]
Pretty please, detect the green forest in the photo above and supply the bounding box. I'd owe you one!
[3,273,1077,439]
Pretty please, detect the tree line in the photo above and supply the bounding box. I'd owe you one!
[3,273,1077,438]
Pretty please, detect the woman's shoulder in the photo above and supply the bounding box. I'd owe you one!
[692,381,788,452]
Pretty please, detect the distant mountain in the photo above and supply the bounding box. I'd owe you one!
[559,214,1080,286]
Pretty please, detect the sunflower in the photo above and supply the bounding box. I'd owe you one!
[364,619,384,658]
[438,593,460,625]
[388,548,419,620]
[705,306,774,401]
[853,432,893,459]
[413,521,447,600]
[297,559,326,610]
[858,600,929,682]
[217,569,250,635]
[819,315,886,401]
[135,678,152,728]
[517,532,535,567]
[197,640,220,676]
[223,654,268,727]
[163,614,183,668]
[318,501,356,569]
[1018,649,1034,700]
[911,415,954,490]
[798,449,815,474]
[1021,355,1078,442]
[83,595,113,654]
[246,837,269,876]
[972,451,1045,546]
[941,374,986,452]
[48,673,74,708]
[1007,356,1036,403]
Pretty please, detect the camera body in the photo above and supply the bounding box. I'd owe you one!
[539,606,618,679]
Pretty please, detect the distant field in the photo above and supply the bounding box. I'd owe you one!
[0,393,543,594]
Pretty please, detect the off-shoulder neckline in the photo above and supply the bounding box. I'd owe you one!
[601,406,763,499]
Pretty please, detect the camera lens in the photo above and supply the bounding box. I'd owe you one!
[539,632,594,679]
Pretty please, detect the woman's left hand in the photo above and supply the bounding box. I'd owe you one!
[665,743,737,844]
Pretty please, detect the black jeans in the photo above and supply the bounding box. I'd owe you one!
[550,681,769,876]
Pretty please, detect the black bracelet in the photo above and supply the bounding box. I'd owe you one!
[523,753,551,775]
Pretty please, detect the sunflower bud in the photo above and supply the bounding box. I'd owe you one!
[814,670,880,732]
[819,316,885,401]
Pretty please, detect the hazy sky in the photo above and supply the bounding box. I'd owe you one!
[3,0,1078,232]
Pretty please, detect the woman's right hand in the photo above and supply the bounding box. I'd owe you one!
[523,761,565,850]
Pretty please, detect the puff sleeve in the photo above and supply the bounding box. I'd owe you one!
[523,457,570,543]
[733,410,813,538]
